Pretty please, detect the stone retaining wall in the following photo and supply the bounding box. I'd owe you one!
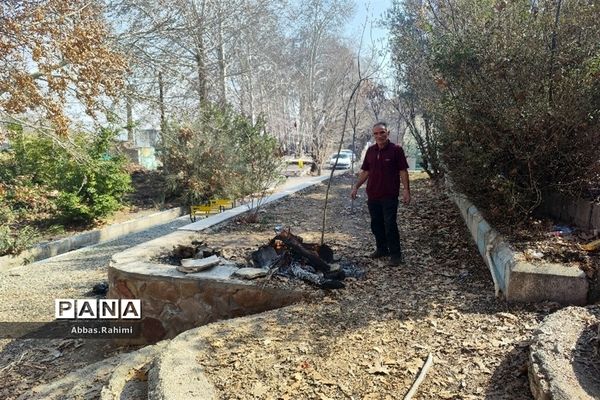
[109,230,306,344]
[109,263,303,344]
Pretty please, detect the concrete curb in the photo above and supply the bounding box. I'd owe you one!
[447,189,589,305]
[148,310,287,400]
[100,341,168,400]
[0,206,186,272]
[528,306,600,399]
[539,191,600,231]
[148,329,217,400]
[179,174,331,231]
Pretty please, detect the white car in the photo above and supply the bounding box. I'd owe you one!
[339,149,357,162]
[329,152,352,169]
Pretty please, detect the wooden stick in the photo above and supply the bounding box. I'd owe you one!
[404,353,434,400]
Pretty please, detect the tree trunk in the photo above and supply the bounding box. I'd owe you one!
[217,6,227,105]
[158,71,166,135]
[126,86,133,143]
[195,49,207,103]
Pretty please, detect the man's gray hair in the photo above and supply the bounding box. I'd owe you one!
[373,121,388,129]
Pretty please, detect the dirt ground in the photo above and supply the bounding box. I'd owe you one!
[0,172,584,399]
[506,218,600,302]
[185,172,561,399]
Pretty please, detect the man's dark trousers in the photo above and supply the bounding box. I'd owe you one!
[367,197,401,256]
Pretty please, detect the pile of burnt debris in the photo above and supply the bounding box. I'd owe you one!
[252,229,364,289]
[159,229,363,289]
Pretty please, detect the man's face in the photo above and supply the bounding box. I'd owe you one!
[372,125,389,146]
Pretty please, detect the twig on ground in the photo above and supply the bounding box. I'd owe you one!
[0,351,28,373]
[403,352,434,400]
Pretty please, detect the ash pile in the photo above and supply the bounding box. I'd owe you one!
[250,228,364,289]
[161,230,364,290]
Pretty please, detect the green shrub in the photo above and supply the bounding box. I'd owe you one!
[3,127,131,225]
[388,0,600,222]
[55,192,93,224]
[161,103,283,206]
[0,225,38,256]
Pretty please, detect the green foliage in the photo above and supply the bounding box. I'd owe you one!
[229,115,284,207]
[0,225,39,256]
[389,0,600,221]
[161,103,283,207]
[0,128,132,235]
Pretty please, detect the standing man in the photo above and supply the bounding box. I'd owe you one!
[350,122,411,266]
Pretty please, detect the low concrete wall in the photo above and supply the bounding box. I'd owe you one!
[0,207,186,272]
[109,230,306,344]
[539,192,600,231]
[447,190,589,305]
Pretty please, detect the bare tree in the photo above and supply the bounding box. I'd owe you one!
[286,0,356,173]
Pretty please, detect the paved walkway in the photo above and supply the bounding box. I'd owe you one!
[180,173,335,231]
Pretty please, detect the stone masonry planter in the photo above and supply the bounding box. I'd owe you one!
[447,191,589,305]
[109,230,306,344]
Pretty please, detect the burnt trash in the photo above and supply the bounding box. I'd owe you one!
[172,244,196,260]
[87,281,109,297]
[251,245,279,268]
[317,244,334,263]
[323,269,345,281]
[168,242,222,264]
[549,224,574,237]
[254,228,364,290]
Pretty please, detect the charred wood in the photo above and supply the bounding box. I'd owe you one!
[274,230,331,272]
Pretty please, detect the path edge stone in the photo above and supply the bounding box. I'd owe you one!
[147,328,217,400]
[447,187,589,305]
[0,206,186,272]
[528,306,600,400]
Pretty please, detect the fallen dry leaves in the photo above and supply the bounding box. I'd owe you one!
[191,173,555,399]
[0,173,571,399]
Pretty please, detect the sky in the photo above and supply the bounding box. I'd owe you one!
[346,0,393,49]
[345,0,395,84]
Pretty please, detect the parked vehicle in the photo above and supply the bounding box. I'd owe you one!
[339,149,357,162]
[329,152,352,169]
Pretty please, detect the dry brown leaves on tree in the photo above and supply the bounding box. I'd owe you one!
[0,0,127,135]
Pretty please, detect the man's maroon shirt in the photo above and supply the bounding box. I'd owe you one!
[360,141,409,200]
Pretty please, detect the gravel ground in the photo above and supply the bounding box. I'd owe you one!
[0,217,192,323]
[0,216,192,398]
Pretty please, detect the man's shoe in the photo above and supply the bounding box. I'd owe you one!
[369,250,389,259]
[389,254,405,266]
